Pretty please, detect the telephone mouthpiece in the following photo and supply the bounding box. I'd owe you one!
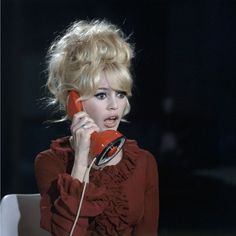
[90,130,126,166]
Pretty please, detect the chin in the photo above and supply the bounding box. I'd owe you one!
[104,128,117,131]
[101,126,118,131]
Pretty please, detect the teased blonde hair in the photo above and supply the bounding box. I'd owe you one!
[46,19,134,120]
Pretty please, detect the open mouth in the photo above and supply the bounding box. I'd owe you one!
[104,116,119,128]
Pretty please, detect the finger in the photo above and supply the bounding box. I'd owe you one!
[71,112,88,125]
[71,117,98,132]
[71,116,88,132]
[81,123,99,131]
[73,111,88,119]
[72,120,96,134]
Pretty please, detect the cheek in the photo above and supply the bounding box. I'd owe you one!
[120,98,128,112]
[83,101,103,121]
[84,106,100,117]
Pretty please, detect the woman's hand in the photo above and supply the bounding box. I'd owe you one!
[70,111,100,181]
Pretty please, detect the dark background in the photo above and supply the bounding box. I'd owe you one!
[1,0,236,235]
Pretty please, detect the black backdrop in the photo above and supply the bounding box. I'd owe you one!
[2,0,236,235]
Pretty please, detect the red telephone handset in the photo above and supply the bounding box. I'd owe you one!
[67,90,83,120]
[67,90,126,166]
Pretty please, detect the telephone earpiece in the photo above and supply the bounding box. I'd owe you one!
[67,90,126,166]
[67,90,83,119]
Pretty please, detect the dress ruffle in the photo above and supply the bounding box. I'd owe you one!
[56,173,108,218]
[51,137,139,235]
[50,137,74,164]
[88,140,139,235]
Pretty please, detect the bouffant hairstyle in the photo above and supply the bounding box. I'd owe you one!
[46,19,134,120]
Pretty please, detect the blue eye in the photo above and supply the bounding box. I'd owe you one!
[95,92,107,100]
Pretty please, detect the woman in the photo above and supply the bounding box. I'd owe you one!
[35,19,159,236]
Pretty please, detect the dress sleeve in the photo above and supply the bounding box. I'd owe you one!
[34,151,108,236]
[134,152,159,236]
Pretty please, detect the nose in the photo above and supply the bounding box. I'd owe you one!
[107,95,118,110]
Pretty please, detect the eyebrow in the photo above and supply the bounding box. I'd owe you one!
[97,87,126,93]
[97,87,109,91]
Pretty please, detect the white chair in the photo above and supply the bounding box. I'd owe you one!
[0,193,51,236]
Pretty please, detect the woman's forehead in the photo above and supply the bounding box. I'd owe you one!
[98,75,109,87]
[98,72,122,90]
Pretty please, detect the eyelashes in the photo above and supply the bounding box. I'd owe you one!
[95,92,106,100]
[116,91,127,98]
[95,90,127,100]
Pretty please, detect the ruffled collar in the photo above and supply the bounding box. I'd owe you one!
[50,136,73,155]
[50,136,139,173]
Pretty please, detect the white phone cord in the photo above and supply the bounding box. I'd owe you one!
[69,157,97,236]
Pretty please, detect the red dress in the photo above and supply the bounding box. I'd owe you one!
[35,137,159,236]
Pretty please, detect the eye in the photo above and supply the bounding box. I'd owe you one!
[116,91,127,99]
[95,92,107,100]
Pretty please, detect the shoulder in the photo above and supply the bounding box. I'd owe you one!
[124,139,157,166]
[35,136,73,167]
[124,139,158,186]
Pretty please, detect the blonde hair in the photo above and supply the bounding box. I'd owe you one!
[46,19,134,120]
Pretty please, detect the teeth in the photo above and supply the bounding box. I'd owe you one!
[107,116,117,120]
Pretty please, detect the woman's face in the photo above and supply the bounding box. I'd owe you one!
[82,75,128,131]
